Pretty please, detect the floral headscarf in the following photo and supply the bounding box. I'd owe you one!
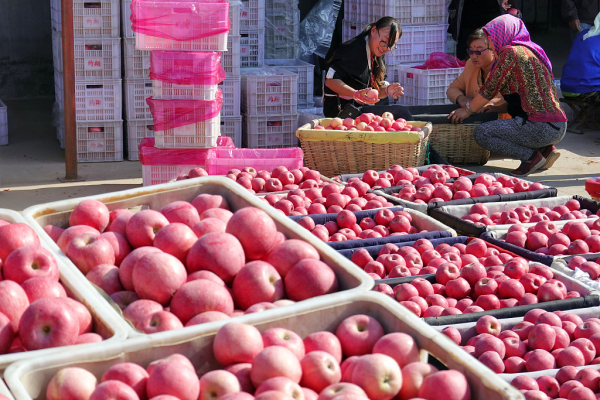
[483,15,553,74]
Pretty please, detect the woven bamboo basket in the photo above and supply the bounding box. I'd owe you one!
[428,123,490,165]
[296,119,432,177]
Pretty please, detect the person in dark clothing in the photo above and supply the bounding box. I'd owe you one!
[323,17,413,120]
[448,0,518,60]
[561,0,600,41]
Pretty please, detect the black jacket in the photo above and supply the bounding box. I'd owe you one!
[448,0,520,41]
[561,0,600,24]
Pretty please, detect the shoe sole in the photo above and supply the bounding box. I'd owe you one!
[539,150,560,170]
[510,157,547,177]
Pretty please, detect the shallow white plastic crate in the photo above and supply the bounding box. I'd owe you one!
[0,209,128,374]
[393,0,447,25]
[52,0,120,37]
[123,37,150,79]
[218,76,241,116]
[390,24,448,65]
[224,34,241,75]
[73,80,123,121]
[220,114,242,147]
[243,113,298,148]
[0,99,7,146]
[240,29,264,68]
[126,119,154,160]
[395,65,464,106]
[76,120,124,162]
[52,31,121,80]
[241,67,298,115]
[4,291,523,400]
[152,81,219,101]
[154,114,221,148]
[265,58,314,106]
[135,32,228,52]
[240,0,265,30]
[124,79,153,120]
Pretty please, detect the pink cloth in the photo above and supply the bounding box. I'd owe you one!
[483,14,553,75]
[146,90,223,131]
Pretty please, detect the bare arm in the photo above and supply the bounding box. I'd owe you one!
[325,78,357,97]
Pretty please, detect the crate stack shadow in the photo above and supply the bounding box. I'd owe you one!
[51,0,124,161]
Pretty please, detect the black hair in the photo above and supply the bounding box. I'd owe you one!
[359,17,402,89]
[467,28,489,48]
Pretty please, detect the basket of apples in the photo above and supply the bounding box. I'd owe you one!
[429,196,600,238]
[376,171,556,215]
[3,291,525,400]
[341,237,599,325]
[295,113,432,177]
[434,307,600,378]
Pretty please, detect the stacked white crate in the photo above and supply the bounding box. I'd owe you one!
[241,67,299,148]
[341,0,458,106]
[264,0,299,60]
[240,0,265,68]
[221,0,243,147]
[51,0,123,161]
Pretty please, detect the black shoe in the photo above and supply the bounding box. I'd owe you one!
[539,145,560,170]
[510,152,546,176]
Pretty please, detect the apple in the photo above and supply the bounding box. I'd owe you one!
[46,367,98,400]
[22,277,67,303]
[418,370,471,400]
[70,199,110,232]
[350,353,401,400]
[132,252,187,306]
[372,332,419,368]
[3,244,59,284]
[89,380,139,400]
[336,314,384,357]
[398,361,438,400]
[0,223,41,261]
[147,356,200,400]
[303,331,343,364]
[101,362,149,400]
[284,259,338,301]
[86,264,124,295]
[186,232,246,285]
[19,298,80,350]
[125,210,170,249]
[251,346,303,387]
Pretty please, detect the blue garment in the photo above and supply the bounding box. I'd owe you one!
[561,28,600,93]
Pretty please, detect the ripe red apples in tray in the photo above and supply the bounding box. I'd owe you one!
[43,315,474,400]
[0,220,107,355]
[42,197,341,334]
[512,366,600,400]
[259,184,397,217]
[439,309,600,376]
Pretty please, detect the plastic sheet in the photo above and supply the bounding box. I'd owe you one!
[150,51,226,85]
[146,90,223,131]
[298,0,341,59]
[412,52,467,70]
[138,136,234,166]
[131,0,230,41]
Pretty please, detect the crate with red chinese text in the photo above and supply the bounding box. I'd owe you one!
[51,0,120,38]
[76,120,124,162]
[240,29,264,68]
[241,67,298,115]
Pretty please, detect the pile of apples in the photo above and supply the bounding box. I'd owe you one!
[313,112,422,132]
[340,164,461,191]
[297,209,428,243]
[461,199,599,226]
[261,184,396,217]
[512,366,600,400]
[44,317,472,400]
[503,220,600,256]
[440,309,600,376]
[360,238,582,316]
[353,237,514,280]
[567,257,600,278]
[176,166,330,195]
[0,221,102,354]
[42,198,339,334]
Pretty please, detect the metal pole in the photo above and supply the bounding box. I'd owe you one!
[61,0,78,180]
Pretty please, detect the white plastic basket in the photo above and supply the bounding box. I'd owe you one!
[121,0,134,38]
[265,58,314,106]
[266,0,299,16]
[4,291,524,400]
[19,177,374,339]
[154,114,221,148]
[0,378,13,400]
[72,80,123,121]
[76,120,124,162]
[52,0,120,38]
[393,0,448,25]
[123,37,150,79]
[142,163,203,186]
[341,19,366,42]
[135,32,228,52]
[343,0,388,24]
[0,209,128,374]
[240,29,264,68]
[394,65,464,106]
[242,113,298,148]
[126,119,154,160]
[52,31,122,80]
[218,76,241,116]
[221,114,242,147]
[389,24,449,65]
[241,67,298,115]
[124,79,153,120]
[152,81,219,101]
[229,0,242,36]
[224,34,241,76]
[0,99,7,146]
[240,0,265,30]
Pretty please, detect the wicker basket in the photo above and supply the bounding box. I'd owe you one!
[296,119,432,177]
[428,123,490,165]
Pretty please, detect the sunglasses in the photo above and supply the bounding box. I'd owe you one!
[466,48,491,56]
[376,29,397,52]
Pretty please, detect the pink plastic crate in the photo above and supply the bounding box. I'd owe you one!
[205,147,303,175]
